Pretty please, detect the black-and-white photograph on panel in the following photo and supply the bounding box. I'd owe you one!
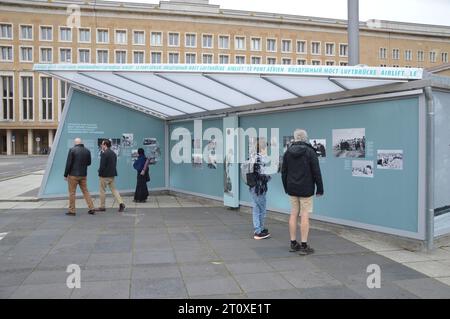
[352,160,374,178]
[333,128,366,158]
[310,139,327,158]
[377,150,403,170]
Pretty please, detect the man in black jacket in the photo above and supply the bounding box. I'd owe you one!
[64,138,95,216]
[282,129,324,255]
[96,139,125,212]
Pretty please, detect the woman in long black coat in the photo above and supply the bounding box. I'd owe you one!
[133,148,150,202]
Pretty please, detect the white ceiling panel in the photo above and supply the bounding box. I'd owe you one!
[331,78,401,90]
[205,74,297,102]
[161,73,257,107]
[265,76,345,96]
[120,72,229,110]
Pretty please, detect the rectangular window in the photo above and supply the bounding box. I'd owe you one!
[133,31,145,45]
[20,25,33,40]
[202,35,213,48]
[417,50,424,62]
[115,30,127,44]
[297,59,306,65]
[442,52,449,63]
[60,80,70,114]
[133,51,144,64]
[325,43,335,56]
[60,48,71,63]
[41,77,52,120]
[326,61,335,66]
[168,33,179,47]
[430,51,437,63]
[251,56,261,64]
[185,33,196,48]
[78,49,90,63]
[267,39,276,52]
[60,27,72,42]
[185,53,196,64]
[282,40,292,53]
[311,42,321,55]
[235,55,245,64]
[40,26,53,41]
[297,41,306,54]
[0,24,12,39]
[405,50,412,61]
[40,48,52,63]
[151,52,162,63]
[340,61,348,66]
[97,50,108,64]
[202,54,213,64]
[392,49,400,60]
[115,50,126,64]
[235,37,245,50]
[151,32,162,46]
[219,54,229,64]
[251,38,261,51]
[79,28,91,43]
[312,60,321,65]
[219,35,229,49]
[267,57,276,64]
[282,58,291,65]
[1,46,13,61]
[97,29,109,43]
[1,75,14,120]
[21,76,33,120]
[339,44,348,57]
[168,53,179,64]
[20,47,33,62]
[379,48,387,60]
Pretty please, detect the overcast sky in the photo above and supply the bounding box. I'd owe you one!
[108,0,450,26]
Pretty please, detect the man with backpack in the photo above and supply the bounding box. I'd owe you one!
[282,129,324,255]
[243,138,272,240]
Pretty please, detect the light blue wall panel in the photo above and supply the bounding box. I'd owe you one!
[169,118,224,198]
[41,90,166,197]
[238,97,420,233]
[434,91,450,210]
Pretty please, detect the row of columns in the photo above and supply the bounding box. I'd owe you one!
[5,129,54,156]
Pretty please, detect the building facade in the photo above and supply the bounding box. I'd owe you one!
[1,0,449,155]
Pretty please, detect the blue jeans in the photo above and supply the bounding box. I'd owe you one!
[250,187,267,234]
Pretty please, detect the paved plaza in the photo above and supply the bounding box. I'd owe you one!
[1,195,450,299]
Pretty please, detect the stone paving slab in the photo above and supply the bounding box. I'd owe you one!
[1,205,450,299]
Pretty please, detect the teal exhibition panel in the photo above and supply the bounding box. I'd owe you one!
[238,97,421,236]
[169,118,224,199]
[167,97,422,238]
[40,89,166,197]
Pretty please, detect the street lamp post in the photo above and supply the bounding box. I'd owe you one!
[348,0,360,66]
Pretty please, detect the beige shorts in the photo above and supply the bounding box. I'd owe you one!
[289,196,313,215]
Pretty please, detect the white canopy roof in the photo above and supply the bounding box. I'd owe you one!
[33,64,423,120]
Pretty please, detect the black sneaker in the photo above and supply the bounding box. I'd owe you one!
[290,241,301,252]
[118,203,125,212]
[298,245,315,255]
[261,228,269,235]
[254,232,271,240]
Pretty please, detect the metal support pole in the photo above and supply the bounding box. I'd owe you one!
[348,0,360,66]
[424,87,435,251]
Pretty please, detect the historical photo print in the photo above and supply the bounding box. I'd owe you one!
[206,138,217,169]
[310,139,327,157]
[352,160,374,178]
[122,133,134,147]
[377,150,403,170]
[143,137,157,146]
[333,128,366,158]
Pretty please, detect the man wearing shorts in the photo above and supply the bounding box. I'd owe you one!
[282,129,324,255]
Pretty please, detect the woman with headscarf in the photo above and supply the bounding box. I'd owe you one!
[133,148,150,202]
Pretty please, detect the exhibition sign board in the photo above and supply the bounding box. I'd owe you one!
[223,116,240,208]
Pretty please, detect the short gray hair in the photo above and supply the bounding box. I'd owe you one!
[294,129,308,142]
